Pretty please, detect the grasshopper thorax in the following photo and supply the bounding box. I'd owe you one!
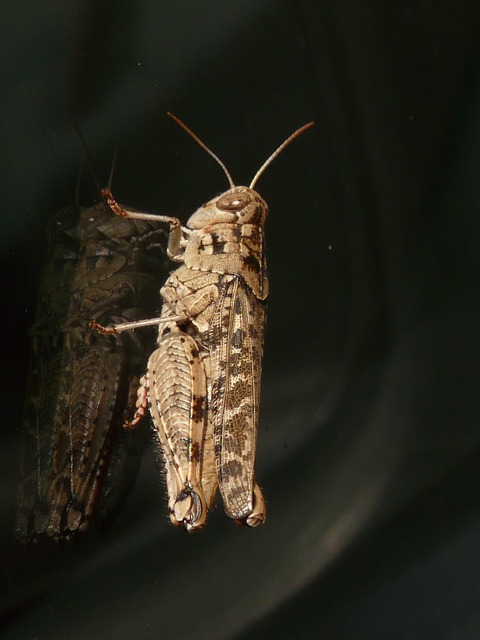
[187,186,268,230]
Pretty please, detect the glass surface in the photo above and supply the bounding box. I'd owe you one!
[2,1,480,638]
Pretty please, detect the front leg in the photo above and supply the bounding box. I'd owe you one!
[88,313,187,335]
[101,188,187,260]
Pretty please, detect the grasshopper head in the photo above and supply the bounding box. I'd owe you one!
[168,112,313,232]
[187,186,268,229]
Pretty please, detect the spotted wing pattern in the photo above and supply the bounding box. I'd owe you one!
[209,276,266,521]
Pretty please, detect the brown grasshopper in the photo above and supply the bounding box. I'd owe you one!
[17,200,169,540]
[92,114,314,531]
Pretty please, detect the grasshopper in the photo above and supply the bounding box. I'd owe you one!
[93,114,314,531]
[17,200,169,540]
[16,203,81,539]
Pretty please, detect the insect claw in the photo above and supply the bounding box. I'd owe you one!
[101,188,128,218]
[88,319,118,334]
[123,417,138,430]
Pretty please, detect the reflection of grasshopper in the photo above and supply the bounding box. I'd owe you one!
[17,204,80,539]
[93,115,314,531]
[17,202,168,540]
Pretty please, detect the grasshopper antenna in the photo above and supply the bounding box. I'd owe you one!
[249,121,315,189]
[43,129,83,208]
[73,126,102,195]
[167,112,235,190]
[73,156,85,206]
[107,145,119,191]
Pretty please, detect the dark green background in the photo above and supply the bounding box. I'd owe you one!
[2,1,480,638]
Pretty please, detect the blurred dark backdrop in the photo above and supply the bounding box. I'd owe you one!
[2,1,480,638]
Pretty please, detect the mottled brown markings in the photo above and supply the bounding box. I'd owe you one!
[191,394,206,423]
[221,459,243,477]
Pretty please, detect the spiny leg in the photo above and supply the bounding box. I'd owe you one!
[101,188,184,259]
[148,328,208,531]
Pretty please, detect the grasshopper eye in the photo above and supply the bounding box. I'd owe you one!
[216,192,251,212]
